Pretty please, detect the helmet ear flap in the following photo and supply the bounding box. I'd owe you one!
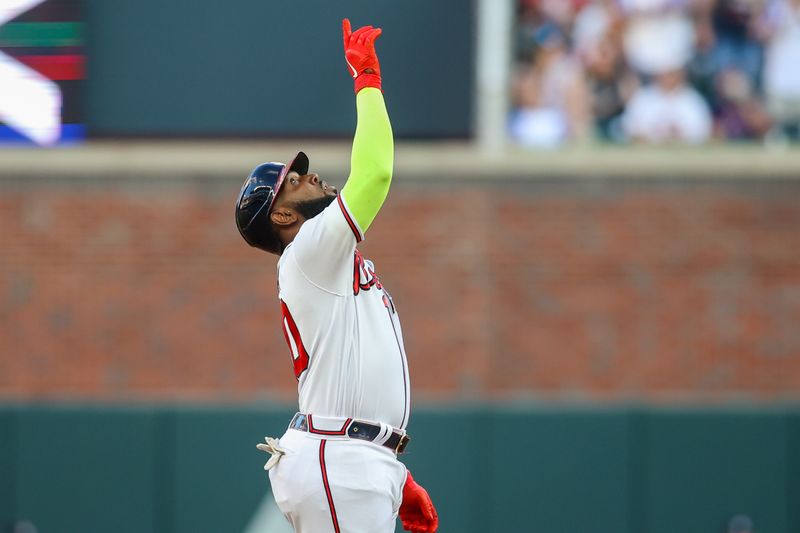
[235,162,285,254]
[244,207,283,254]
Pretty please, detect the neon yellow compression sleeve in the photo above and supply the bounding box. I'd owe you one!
[340,87,394,233]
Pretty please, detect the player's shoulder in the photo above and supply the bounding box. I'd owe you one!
[276,242,298,284]
[277,242,294,269]
[278,240,351,297]
[277,245,301,294]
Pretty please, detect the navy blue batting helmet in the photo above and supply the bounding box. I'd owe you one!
[235,151,309,254]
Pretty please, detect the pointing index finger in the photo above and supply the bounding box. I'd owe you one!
[342,18,352,45]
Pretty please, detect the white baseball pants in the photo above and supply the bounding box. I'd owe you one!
[268,427,407,533]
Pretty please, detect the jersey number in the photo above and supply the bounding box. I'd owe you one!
[280,300,310,380]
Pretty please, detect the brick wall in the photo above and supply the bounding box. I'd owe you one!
[1,178,799,401]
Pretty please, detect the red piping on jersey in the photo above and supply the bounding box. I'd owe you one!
[319,440,341,533]
[337,195,363,242]
[383,301,409,430]
[352,253,361,295]
[280,300,310,380]
[307,415,353,436]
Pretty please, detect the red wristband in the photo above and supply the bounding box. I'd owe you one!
[354,73,382,94]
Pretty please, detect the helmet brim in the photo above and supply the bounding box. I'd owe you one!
[272,151,310,210]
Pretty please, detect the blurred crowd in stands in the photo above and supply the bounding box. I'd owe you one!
[510,0,800,146]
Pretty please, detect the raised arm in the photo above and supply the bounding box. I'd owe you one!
[340,19,394,234]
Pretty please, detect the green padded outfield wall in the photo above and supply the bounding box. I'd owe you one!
[14,408,160,533]
[0,410,15,526]
[84,0,474,138]
[1,405,799,533]
[643,411,790,533]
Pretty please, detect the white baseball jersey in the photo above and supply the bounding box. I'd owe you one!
[276,193,410,430]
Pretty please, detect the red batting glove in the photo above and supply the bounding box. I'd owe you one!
[342,18,383,93]
[399,471,439,533]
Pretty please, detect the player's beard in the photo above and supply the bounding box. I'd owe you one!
[292,194,336,220]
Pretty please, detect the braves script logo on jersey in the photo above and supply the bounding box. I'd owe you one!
[354,249,381,294]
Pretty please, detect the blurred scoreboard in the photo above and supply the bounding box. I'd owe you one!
[0,0,83,145]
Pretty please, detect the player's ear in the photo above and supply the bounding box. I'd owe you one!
[270,207,298,227]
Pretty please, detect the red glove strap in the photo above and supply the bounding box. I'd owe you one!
[355,73,382,93]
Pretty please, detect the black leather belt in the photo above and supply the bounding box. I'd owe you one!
[289,413,410,454]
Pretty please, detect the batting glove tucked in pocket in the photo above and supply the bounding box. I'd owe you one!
[256,436,286,471]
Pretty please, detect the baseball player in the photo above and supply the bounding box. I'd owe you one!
[235,18,439,533]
